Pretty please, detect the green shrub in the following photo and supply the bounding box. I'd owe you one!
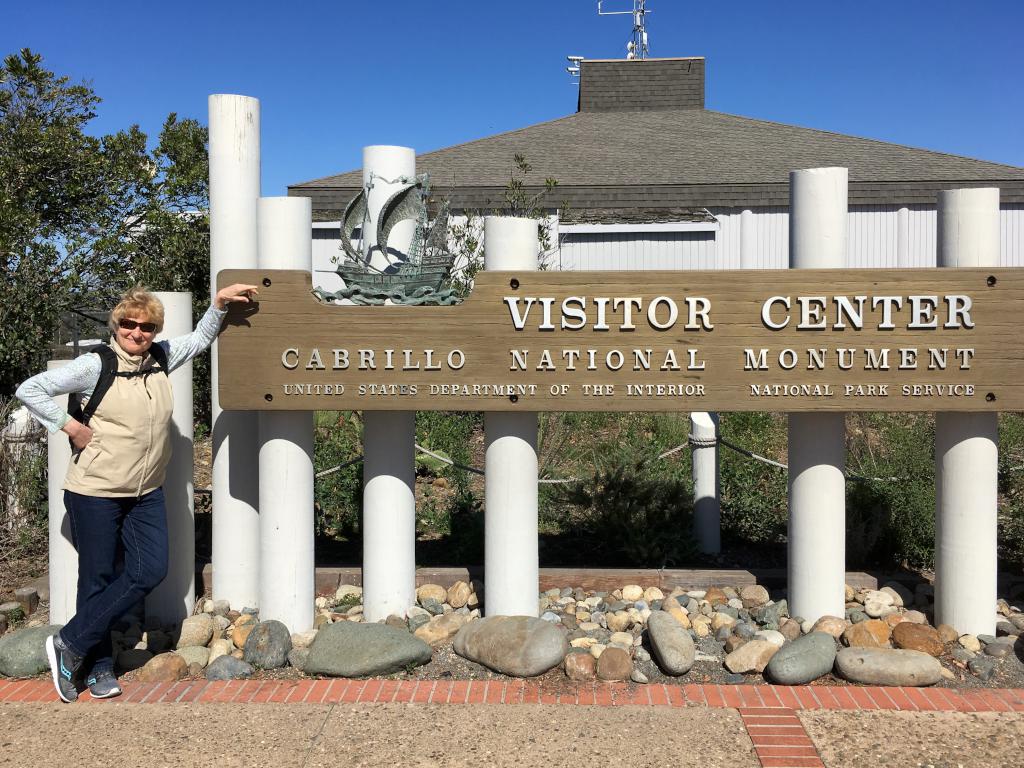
[718,412,789,546]
[998,413,1024,567]
[313,411,363,540]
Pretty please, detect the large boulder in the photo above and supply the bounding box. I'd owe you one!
[305,621,432,677]
[243,620,292,669]
[646,611,695,675]
[596,646,632,681]
[453,616,568,677]
[0,625,60,677]
[136,652,187,683]
[766,632,837,685]
[842,619,891,648]
[834,647,943,687]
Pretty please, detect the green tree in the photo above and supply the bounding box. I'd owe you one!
[0,49,210,423]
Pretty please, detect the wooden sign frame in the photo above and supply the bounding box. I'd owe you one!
[217,268,1024,412]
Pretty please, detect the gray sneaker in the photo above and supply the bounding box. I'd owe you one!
[45,634,83,703]
[86,670,122,699]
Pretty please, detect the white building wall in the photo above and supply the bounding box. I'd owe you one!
[308,205,1024,284]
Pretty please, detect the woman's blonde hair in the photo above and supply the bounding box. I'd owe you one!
[109,286,165,334]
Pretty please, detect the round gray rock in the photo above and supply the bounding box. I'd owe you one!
[766,631,837,684]
[646,611,695,675]
[287,647,310,672]
[453,616,569,677]
[243,620,292,669]
[205,654,254,681]
[834,647,943,687]
[0,625,60,677]
[305,621,432,677]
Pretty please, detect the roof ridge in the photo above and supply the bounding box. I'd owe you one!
[702,109,1024,175]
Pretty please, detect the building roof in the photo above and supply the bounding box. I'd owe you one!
[290,58,1024,209]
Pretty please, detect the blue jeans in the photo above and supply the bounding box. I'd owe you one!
[61,488,168,675]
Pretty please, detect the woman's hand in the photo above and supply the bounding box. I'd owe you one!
[215,284,259,310]
[62,419,93,451]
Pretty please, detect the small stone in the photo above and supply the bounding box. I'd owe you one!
[951,647,975,664]
[968,655,996,681]
[842,619,892,649]
[596,646,632,681]
[208,638,233,664]
[977,634,997,645]
[880,583,910,607]
[414,612,469,645]
[739,585,770,608]
[725,636,747,653]
[780,619,802,642]
[848,610,868,624]
[447,581,472,609]
[177,614,215,649]
[621,585,644,602]
[231,614,257,648]
[570,637,596,649]
[210,599,231,616]
[885,613,907,629]
[607,611,631,633]
[704,587,728,606]
[752,600,787,626]
[725,639,778,674]
[385,615,407,630]
[175,645,210,668]
[984,640,1014,659]
[892,623,944,657]
[564,651,596,681]
[834,647,943,686]
[14,587,39,617]
[863,589,895,607]
[643,587,664,603]
[940,666,956,681]
[903,610,928,624]
[844,584,856,602]
[609,631,634,648]
[635,647,651,662]
[315,596,328,610]
[416,584,448,605]
[755,629,786,647]
[810,616,847,639]
[864,600,896,618]
[958,634,982,652]
[692,616,712,638]
[0,625,61,676]
[137,652,188,682]
[421,598,444,616]
[767,632,837,685]
[1010,615,1024,631]
[243,620,292,669]
[205,654,254,680]
[712,612,737,632]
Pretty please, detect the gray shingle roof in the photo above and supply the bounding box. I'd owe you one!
[290,58,1024,208]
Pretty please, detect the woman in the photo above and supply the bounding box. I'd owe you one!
[16,282,257,702]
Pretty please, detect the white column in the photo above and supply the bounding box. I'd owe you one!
[146,292,195,625]
[935,187,1000,636]
[47,360,77,625]
[257,197,315,632]
[691,411,720,554]
[787,167,848,623]
[484,216,539,617]
[361,146,417,622]
[208,94,261,610]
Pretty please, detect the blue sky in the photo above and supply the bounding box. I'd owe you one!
[4,1,1021,195]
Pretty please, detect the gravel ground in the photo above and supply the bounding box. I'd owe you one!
[0,703,758,768]
[800,710,1024,768]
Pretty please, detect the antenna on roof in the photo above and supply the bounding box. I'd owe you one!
[598,0,651,60]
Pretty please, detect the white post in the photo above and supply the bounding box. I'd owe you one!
[484,217,539,617]
[691,412,720,554]
[146,292,195,625]
[257,197,315,633]
[361,146,417,622]
[934,187,999,637]
[787,167,848,623]
[47,360,77,625]
[208,94,261,610]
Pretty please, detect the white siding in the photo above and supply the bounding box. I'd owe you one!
[309,205,1024,284]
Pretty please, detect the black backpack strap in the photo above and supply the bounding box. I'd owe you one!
[148,341,169,374]
[73,346,120,427]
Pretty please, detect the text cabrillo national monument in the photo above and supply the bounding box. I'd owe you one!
[217,267,1021,412]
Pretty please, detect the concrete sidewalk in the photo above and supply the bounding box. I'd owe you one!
[2,680,1023,767]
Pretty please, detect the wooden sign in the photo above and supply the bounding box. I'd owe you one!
[217,268,1024,412]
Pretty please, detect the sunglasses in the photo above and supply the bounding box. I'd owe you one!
[118,318,158,333]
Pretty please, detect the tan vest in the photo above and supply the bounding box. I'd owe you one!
[64,341,174,497]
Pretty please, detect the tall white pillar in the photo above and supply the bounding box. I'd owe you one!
[257,197,315,632]
[47,360,77,625]
[361,146,417,622]
[208,94,261,610]
[146,292,195,625]
[934,187,999,636]
[484,217,539,617]
[787,167,848,623]
[691,411,720,554]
